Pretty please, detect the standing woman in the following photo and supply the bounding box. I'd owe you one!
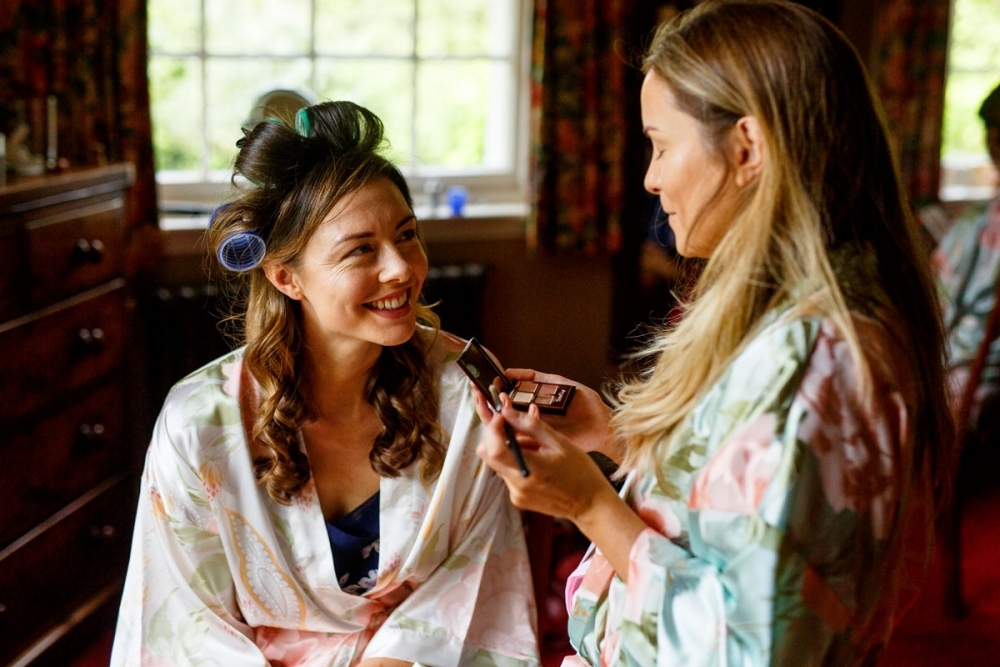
[476,1,952,665]
[112,101,539,666]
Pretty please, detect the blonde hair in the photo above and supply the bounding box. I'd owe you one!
[208,101,446,503]
[613,0,953,505]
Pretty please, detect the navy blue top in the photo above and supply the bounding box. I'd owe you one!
[325,491,380,595]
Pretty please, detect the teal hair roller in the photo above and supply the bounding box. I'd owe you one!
[295,107,311,137]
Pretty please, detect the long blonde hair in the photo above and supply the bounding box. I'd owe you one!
[613,0,953,507]
[208,101,446,503]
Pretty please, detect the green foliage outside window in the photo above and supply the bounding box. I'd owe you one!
[148,0,514,176]
[942,0,1000,162]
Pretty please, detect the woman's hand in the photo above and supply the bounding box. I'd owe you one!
[475,393,647,581]
[473,368,624,462]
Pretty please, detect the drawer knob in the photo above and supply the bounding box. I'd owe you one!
[77,422,106,446]
[74,238,106,264]
[76,327,106,352]
[90,524,116,539]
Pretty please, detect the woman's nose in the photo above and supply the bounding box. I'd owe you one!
[380,246,414,282]
[644,163,660,195]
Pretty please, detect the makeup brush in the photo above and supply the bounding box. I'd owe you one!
[489,385,530,477]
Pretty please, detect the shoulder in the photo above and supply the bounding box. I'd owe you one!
[724,312,824,389]
[415,326,470,385]
[152,347,248,463]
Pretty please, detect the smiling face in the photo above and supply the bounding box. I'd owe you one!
[640,71,742,258]
[268,177,428,361]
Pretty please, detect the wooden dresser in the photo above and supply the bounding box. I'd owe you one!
[0,164,138,666]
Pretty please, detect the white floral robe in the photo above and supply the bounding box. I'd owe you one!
[564,310,935,667]
[111,339,539,667]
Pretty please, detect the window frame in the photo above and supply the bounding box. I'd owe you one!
[150,0,534,217]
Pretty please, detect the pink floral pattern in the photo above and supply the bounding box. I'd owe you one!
[566,311,935,666]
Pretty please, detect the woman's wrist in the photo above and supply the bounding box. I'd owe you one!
[571,481,646,581]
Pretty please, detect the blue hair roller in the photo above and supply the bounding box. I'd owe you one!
[217,230,266,272]
[209,203,266,272]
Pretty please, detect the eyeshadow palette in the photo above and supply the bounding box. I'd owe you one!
[457,337,576,415]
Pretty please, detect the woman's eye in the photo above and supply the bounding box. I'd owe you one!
[397,228,417,243]
[348,243,373,257]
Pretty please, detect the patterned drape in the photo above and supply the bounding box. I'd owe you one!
[0,0,157,228]
[869,0,951,207]
[528,0,650,254]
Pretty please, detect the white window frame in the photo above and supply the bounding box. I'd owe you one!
[152,0,534,220]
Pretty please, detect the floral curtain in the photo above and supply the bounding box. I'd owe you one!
[869,0,951,207]
[528,0,652,254]
[0,0,157,228]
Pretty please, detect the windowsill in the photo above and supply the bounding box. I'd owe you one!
[158,201,529,258]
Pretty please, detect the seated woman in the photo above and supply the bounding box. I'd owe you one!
[111,101,539,666]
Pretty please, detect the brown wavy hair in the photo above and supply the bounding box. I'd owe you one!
[207,101,445,503]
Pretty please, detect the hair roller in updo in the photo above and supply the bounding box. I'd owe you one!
[210,204,267,272]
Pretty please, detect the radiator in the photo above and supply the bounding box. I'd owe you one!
[422,263,487,341]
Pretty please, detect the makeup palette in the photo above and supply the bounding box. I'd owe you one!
[457,337,576,415]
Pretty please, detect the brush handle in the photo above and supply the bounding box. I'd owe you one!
[489,385,530,477]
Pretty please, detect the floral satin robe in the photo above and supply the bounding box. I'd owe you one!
[931,197,1000,423]
[564,311,934,666]
[111,339,539,666]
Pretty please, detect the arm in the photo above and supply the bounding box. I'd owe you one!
[572,318,929,666]
[475,391,645,581]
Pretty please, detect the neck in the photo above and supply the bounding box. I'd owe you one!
[303,334,383,423]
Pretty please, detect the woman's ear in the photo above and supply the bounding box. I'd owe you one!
[264,263,304,300]
[730,115,765,187]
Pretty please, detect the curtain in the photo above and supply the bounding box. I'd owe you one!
[0,0,157,229]
[528,0,652,254]
[869,0,951,207]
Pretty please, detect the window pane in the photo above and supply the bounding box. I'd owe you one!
[940,0,1000,198]
[149,57,203,171]
[148,0,200,53]
[315,0,414,56]
[948,0,1000,72]
[314,60,415,164]
[206,0,311,55]
[418,0,513,57]
[943,71,998,157]
[205,58,314,170]
[416,60,513,168]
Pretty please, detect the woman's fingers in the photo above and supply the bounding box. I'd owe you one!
[477,397,613,520]
[469,381,495,423]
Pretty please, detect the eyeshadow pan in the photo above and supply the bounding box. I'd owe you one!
[519,381,538,392]
[538,384,559,397]
[511,391,535,404]
[533,395,555,406]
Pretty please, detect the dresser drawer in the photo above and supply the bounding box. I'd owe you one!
[25,195,126,308]
[0,475,134,664]
[0,221,18,321]
[0,280,126,421]
[0,381,126,547]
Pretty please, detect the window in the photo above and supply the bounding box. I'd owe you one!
[940,0,1000,201]
[148,0,531,214]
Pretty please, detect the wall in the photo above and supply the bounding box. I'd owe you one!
[423,218,616,392]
